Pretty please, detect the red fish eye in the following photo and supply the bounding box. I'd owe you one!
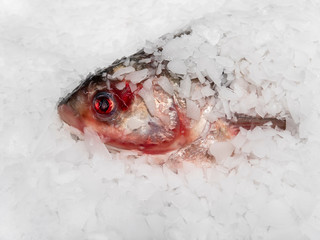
[93,93,114,114]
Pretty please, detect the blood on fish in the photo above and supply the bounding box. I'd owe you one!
[111,81,135,111]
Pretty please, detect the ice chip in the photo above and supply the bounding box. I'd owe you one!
[186,99,200,120]
[179,75,191,98]
[201,85,215,97]
[157,76,174,95]
[126,116,145,130]
[126,69,149,84]
[209,142,235,162]
[167,59,187,75]
[112,66,135,79]
[138,87,156,116]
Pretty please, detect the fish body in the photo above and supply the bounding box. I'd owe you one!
[58,24,286,156]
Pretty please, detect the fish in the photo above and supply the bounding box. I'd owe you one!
[58,27,286,158]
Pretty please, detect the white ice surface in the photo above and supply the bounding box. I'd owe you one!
[1,0,320,239]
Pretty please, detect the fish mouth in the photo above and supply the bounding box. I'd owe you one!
[58,103,85,132]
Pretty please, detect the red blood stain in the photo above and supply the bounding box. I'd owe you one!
[111,82,135,111]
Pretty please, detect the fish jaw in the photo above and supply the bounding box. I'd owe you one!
[58,102,85,133]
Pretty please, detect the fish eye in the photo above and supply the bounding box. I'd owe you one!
[93,92,115,115]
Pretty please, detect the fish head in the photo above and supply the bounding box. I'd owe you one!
[58,64,193,154]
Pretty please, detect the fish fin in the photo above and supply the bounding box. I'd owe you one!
[229,115,286,130]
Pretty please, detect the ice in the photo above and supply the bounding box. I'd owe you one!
[186,99,200,120]
[196,57,222,86]
[193,25,221,46]
[138,87,156,116]
[190,85,203,100]
[167,59,187,75]
[230,130,247,148]
[215,56,234,71]
[209,142,235,163]
[115,81,126,90]
[84,128,112,159]
[2,0,320,239]
[261,199,295,227]
[111,66,135,79]
[157,76,174,95]
[194,68,206,83]
[179,75,191,98]
[200,85,215,97]
[162,35,198,61]
[126,69,149,84]
[219,86,237,101]
[126,116,145,130]
[142,77,153,90]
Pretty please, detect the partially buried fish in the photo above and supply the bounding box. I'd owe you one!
[58,24,286,159]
